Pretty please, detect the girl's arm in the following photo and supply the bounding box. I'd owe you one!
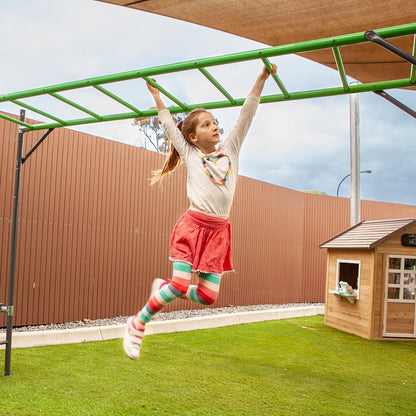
[146,80,189,158]
[222,64,277,154]
[146,81,166,111]
[249,64,277,98]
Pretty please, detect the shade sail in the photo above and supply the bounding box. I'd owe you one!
[97,0,416,85]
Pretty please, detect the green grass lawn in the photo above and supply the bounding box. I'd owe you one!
[1,315,415,416]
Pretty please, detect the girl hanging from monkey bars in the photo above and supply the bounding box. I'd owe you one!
[123,63,276,360]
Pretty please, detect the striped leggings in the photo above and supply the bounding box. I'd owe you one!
[138,261,222,325]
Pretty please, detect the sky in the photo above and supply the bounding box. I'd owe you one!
[1,0,415,206]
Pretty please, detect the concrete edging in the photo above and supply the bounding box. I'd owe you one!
[1,305,324,349]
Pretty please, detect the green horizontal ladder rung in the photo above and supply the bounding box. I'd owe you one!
[142,77,188,110]
[332,46,349,92]
[261,57,290,98]
[198,67,236,104]
[11,99,65,124]
[0,112,32,129]
[49,92,102,120]
[93,85,143,116]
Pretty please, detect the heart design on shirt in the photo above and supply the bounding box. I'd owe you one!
[201,153,232,185]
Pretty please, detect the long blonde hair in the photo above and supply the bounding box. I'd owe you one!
[151,108,210,185]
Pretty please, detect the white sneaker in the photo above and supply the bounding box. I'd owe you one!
[149,278,169,320]
[150,278,169,298]
[123,316,144,360]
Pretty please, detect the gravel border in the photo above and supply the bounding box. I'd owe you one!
[1,303,323,333]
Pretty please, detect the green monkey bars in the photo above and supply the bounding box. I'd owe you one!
[1,23,415,132]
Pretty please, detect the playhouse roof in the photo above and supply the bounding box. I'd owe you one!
[320,217,416,249]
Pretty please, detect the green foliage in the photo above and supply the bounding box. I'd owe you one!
[1,316,415,415]
[132,109,185,153]
[133,110,223,154]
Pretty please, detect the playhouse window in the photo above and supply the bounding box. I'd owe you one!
[387,255,416,302]
[336,260,360,292]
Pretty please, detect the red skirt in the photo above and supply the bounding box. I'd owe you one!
[170,210,233,274]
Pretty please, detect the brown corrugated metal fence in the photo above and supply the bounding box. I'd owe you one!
[1,114,416,327]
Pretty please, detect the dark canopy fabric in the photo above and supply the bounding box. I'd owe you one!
[97,0,415,86]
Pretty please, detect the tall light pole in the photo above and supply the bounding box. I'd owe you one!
[349,87,360,226]
[336,170,372,197]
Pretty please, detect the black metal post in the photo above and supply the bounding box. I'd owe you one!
[364,30,416,66]
[364,30,416,119]
[373,90,416,119]
[22,128,54,164]
[3,110,25,376]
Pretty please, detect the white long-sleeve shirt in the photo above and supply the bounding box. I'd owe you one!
[159,95,259,218]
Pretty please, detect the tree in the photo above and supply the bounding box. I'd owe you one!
[132,108,185,154]
[133,108,223,154]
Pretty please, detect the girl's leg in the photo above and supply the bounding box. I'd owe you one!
[185,272,222,305]
[123,261,192,360]
[139,261,192,324]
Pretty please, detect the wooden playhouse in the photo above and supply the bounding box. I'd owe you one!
[320,217,416,340]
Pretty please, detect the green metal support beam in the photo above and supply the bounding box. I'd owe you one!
[142,76,188,110]
[198,67,236,104]
[0,23,415,132]
[261,57,290,98]
[332,47,349,92]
